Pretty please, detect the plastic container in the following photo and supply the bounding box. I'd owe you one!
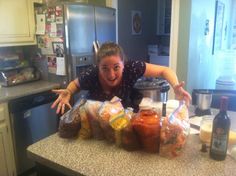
[0,67,40,87]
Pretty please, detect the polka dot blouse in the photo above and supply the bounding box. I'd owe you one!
[78,60,146,107]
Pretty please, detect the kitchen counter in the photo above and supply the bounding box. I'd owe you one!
[0,80,60,103]
[27,132,236,175]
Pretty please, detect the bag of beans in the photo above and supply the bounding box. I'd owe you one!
[58,99,86,138]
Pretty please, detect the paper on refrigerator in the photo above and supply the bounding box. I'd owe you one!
[56,57,66,75]
[36,14,46,35]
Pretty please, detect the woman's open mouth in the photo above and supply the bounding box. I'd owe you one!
[107,78,117,82]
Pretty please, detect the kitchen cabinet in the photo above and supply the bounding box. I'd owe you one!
[156,0,171,35]
[0,103,16,176]
[0,0,36,47]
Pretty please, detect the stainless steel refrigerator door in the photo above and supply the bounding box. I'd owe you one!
[67,4,96,55]
[95,7,116,44]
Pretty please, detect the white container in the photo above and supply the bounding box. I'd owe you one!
[148,45,159,56]
[216,76,236,90]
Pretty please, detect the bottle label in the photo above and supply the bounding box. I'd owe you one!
[211,128,228,153]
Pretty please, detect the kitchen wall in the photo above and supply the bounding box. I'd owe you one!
[117,0,157,61]
[176,0,233,94]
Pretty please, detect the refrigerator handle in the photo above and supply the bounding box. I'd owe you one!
[93,41,98,54]
[96,41,100,49]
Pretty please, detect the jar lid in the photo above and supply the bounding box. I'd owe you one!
[134,77,169,90]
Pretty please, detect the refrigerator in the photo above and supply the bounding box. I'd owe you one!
[35,2,116,88]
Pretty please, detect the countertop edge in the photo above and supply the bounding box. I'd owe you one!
[27,150,79,176]
[0,80,60,103]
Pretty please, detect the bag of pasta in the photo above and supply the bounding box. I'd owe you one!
[98,96,124,143]
[58,99,86,138]
[159,100,190,158]
[84,100,104,140]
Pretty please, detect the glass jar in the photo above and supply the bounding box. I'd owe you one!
[199,116,214,144]
[131,107,161,153]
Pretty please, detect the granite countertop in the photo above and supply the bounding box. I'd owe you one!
[27,132,236,176]
[0,80,60,103]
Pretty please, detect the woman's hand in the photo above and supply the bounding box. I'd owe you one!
[51,89,72,114]
[173,81,192,106]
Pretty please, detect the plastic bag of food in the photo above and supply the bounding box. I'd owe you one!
[84,100,104,140]
[119,108,142,151]
[98,96,124,143]
[58,99,86,138]
[78,103,93,139]
[113,108,133,147]
[159,101,190,158]
[132,107,161,153]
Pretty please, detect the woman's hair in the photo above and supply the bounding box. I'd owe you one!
[96,41,126,64]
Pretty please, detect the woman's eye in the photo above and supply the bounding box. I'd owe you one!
[114,65,120,71]
[102,67,109,72]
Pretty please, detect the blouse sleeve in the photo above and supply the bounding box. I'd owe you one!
[124,60,146,84]
[78,65,98,90]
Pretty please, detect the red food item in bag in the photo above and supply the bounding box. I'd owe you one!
[159,101,189,158]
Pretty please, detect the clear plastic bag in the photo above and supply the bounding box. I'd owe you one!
[114,108,140,149]
[159,101,190,158]
[58,99,86,138]
[84,100,104,140]
[78,104,93,139]
[120,109,141,151]
[98,97,124,143]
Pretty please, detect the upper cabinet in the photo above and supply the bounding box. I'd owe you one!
[156,0,171,35]
[0,0,37,47]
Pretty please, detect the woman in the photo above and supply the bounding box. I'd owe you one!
[51,42,191,114]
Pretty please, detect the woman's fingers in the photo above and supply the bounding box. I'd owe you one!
[61,103,65,115]
[52,89,65,94]
[51,97,60,109]
[57,102,72,114]
[51,89,72,114]
[174,81,192,106]
[182,91,192,107]
[56,102,62,114]
[66,103,72,110]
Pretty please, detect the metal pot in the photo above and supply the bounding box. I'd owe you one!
[132,78,170,102]
[196,90,212,110]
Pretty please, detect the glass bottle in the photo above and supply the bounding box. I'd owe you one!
[209,96,231,160]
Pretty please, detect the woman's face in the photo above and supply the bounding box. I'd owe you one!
[98,55,124,88]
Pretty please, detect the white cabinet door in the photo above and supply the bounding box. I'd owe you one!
[0,124,13,176]
[0,0,36,46]
[0,103,16,176]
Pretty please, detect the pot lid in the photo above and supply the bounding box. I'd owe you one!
[133,77,170,92]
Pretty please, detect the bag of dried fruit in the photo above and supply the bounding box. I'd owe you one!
[159,100,190,158]
[98,96,124,143]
